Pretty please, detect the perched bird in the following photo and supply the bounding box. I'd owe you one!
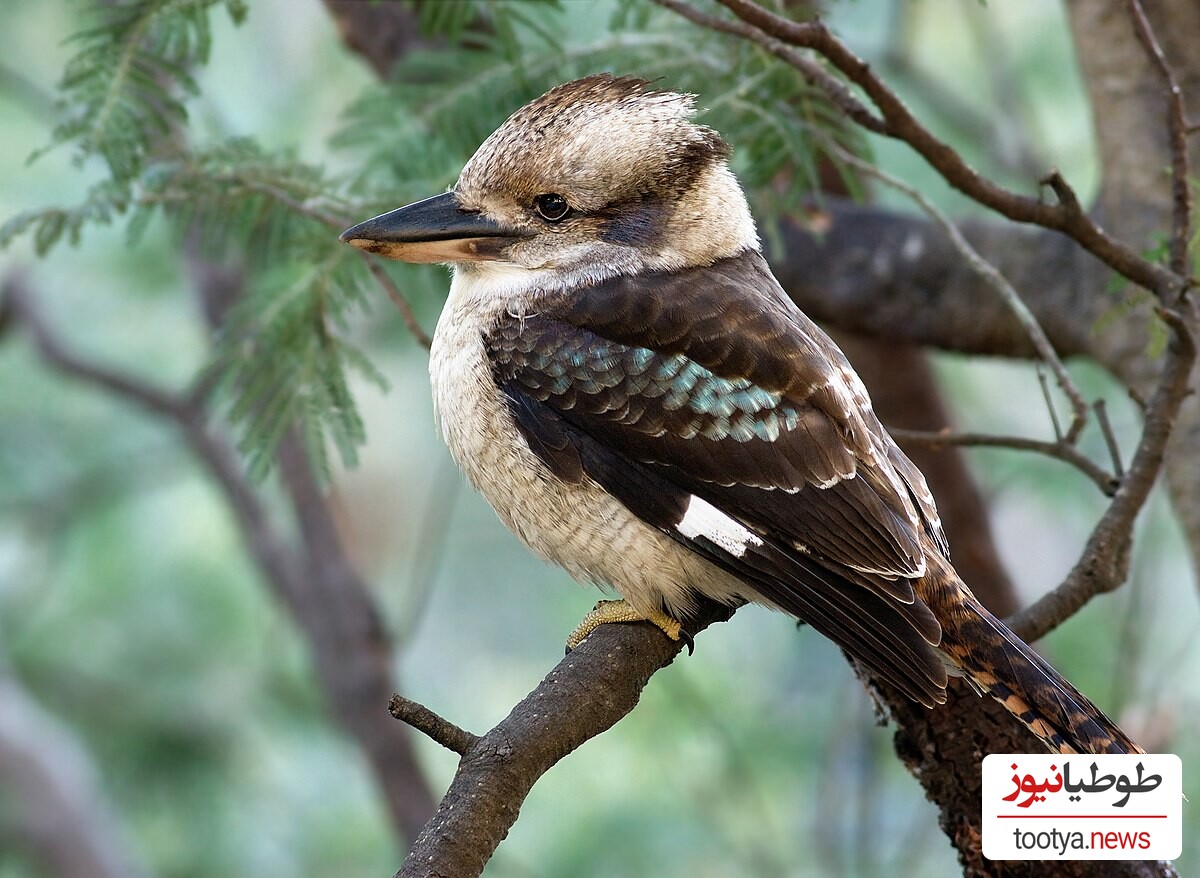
[341,74,1139,756]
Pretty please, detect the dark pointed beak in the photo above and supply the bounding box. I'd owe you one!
[339,192,525,263]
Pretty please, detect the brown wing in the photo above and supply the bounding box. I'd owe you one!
[486,249,956,704]
[494,248,947,582]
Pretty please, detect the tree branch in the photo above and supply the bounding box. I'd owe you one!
[692,0,1200,691]
[389,696,477,756]
[887,428,1119,497]
[823,139,1093,444]
[768,201,1099,359]
[394,602,734,878]
[1,274,192,423]
[767,198,1200,591]
[1010,308,1197,641]
[1123,0,1193,282]
[317,3,1196,875]
[668,0,1183,299]
[650,0,886,133]
[187,253,438,843]
[1,271,437,844]
[367,259,432,350]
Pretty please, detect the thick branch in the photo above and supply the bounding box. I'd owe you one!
[395,603,734,878]
[708,0,1182,299]
[346,188,1191,878]
[322,3,1196,876]
[769,202,1099,359]
[880,678,1176,878]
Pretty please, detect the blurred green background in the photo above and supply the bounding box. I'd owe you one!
[0,1,1195,876]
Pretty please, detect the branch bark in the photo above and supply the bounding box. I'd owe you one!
[709,0,1183,299]
[394,603,733,878]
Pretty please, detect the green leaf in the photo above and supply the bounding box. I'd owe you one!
[38,0,246,184]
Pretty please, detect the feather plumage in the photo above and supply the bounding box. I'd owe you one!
[486,247,1138,754]
[344,74,1140,757]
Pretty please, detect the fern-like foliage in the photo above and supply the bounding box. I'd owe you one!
[9,0,866,479]
[208,250,386,481]
[43,0,247,182]
[336,0,864,227]
[133,139,389,480]
[409,0,563,53]
[0,180,132,255]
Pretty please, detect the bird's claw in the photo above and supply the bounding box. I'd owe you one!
[565,599,690,654]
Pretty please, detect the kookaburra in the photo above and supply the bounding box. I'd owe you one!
[341,74,1138,756]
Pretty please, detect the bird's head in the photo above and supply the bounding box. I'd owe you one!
[340,75,759,284]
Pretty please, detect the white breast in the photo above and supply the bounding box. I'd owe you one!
[427,269,751,620]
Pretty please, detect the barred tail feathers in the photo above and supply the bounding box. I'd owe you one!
[922,556,1142,756]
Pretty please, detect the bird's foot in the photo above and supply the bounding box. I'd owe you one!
[565,599,690,653]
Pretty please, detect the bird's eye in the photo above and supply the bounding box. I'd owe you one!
[533,193,571,223]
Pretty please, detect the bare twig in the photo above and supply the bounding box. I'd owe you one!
[389,696,478,756]
[823,140,1093,445]
[230,177,351,229]
[1010,309,1197,641]
[191,176,434,350]
[649,0,887,134]
[366,259,432,349]
[888,428,1119,496]
[1094,399,1125,479]
[1036,365,1063,441]
[667,0,1183,299]
[1038,168,1084,215]
[880,1,1046,180]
